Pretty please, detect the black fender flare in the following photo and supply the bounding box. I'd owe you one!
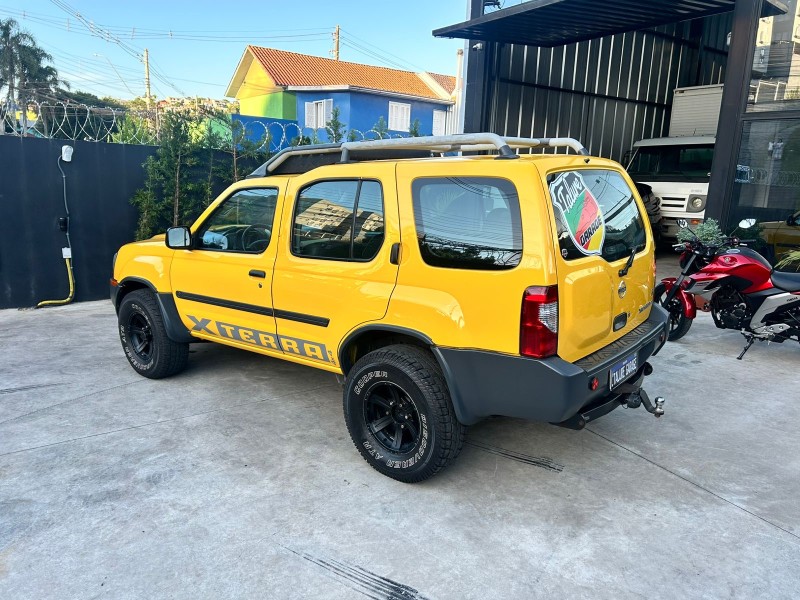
[337,325,470,424]
[115,278,195,344]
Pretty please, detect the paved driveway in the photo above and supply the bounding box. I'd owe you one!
[1,299,798,599]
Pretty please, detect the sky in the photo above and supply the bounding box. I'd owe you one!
[3,0,471,101]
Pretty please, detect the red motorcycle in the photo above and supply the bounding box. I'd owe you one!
[655,220,800,359]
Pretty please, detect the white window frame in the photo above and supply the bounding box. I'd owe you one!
[432,109,447,136]
[388,101,411,132]
[305,99,333,129]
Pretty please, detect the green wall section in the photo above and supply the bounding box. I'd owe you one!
[239,91,296,120]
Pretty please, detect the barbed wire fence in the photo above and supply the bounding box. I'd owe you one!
[1,101,407,151]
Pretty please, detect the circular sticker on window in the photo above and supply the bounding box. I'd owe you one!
[549,171,606,256]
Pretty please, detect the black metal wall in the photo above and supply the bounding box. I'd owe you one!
[472,14,733,162]
[0,136,156,309]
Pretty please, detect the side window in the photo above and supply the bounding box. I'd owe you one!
[292,179,385,261]
[196,188,278,254]
[411,177,523,270]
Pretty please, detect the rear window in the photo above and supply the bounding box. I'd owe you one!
[411,177,522,270]
[548,169,646,263]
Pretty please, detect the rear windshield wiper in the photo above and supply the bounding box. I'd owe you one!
[618,244,643,277]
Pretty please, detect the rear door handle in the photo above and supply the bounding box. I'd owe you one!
[390,243,401,265]
[249,269,266,278]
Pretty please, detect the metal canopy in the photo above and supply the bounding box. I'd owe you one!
[433,0,783,47]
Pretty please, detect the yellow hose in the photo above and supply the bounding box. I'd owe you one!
[36,257,75,308]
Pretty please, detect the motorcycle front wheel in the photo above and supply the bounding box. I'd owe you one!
[654,282,693,341]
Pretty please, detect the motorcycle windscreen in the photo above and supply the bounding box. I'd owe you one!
[547,168,654,363]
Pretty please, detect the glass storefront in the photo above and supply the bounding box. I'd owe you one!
[729,120,800,263]
[748,0,800,111]
[726,0,800,267]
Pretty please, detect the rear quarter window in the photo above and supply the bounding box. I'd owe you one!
[411,177,522,270]
[548,169,646,262]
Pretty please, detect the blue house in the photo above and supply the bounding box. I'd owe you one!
[225,46,456,146]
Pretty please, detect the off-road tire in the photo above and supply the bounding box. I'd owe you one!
[654,282,693,341]
[343,345,466,483]
[118,289,189,379]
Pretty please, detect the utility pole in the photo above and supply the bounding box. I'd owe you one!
[333,25,340,61]
[143,48,152,109]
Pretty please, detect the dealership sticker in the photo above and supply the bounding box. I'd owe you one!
[549,171,605,255]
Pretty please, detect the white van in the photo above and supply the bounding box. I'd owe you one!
[626,136,715,240]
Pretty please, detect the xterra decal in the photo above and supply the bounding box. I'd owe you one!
[550,171,606,255]
[188,314,333,363]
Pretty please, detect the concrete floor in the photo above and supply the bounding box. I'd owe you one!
[1,275,799,598]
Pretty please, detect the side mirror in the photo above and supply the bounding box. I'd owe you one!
[788,215,798,226]
[676,219,689,229]
[166,226,192,249]
[739,218,757,229]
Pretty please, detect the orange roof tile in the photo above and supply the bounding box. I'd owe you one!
[247,46,451,101]
[427,72,457,95]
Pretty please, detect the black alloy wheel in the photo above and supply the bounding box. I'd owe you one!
[364,382,422,454]
[343,344,466,483]
[118,289,189,379]
[127,311,154,363]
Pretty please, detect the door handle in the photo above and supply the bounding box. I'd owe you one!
[390,243,401,265]
[248,269,266,278]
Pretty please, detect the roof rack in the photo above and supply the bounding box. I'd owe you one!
[248,133,589,177]
[341,133,589,160]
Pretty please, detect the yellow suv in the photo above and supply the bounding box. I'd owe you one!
[111,133,669,482]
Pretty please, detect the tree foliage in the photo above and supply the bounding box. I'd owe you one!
[372,115,389,138]
[677,218,724,245]
[111,113,158,145]
[326,106,346,143]
[57,88,125,109]
[776,249,800,271]
[1,18,66,108]
[130,110,272,239]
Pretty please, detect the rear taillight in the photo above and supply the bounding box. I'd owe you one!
[520,285,558,358]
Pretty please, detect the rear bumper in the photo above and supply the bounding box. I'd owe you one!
[433,305,669,426]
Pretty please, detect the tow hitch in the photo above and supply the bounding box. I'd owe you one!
[623,388,665,417]
[554,362,665,430]
[618,363,665,417]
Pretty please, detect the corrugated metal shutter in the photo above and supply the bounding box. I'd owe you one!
[669,85,724,137]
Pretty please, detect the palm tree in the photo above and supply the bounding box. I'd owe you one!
[0,18,65,132]
[0,18,36,105]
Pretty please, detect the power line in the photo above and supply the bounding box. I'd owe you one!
[94,53,135,96]
[48,0,185,96]
[5,6,332,43]
[339,40,410,72]
[339,29,427,72]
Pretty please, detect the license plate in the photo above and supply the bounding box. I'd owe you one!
[609,354,638,390]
